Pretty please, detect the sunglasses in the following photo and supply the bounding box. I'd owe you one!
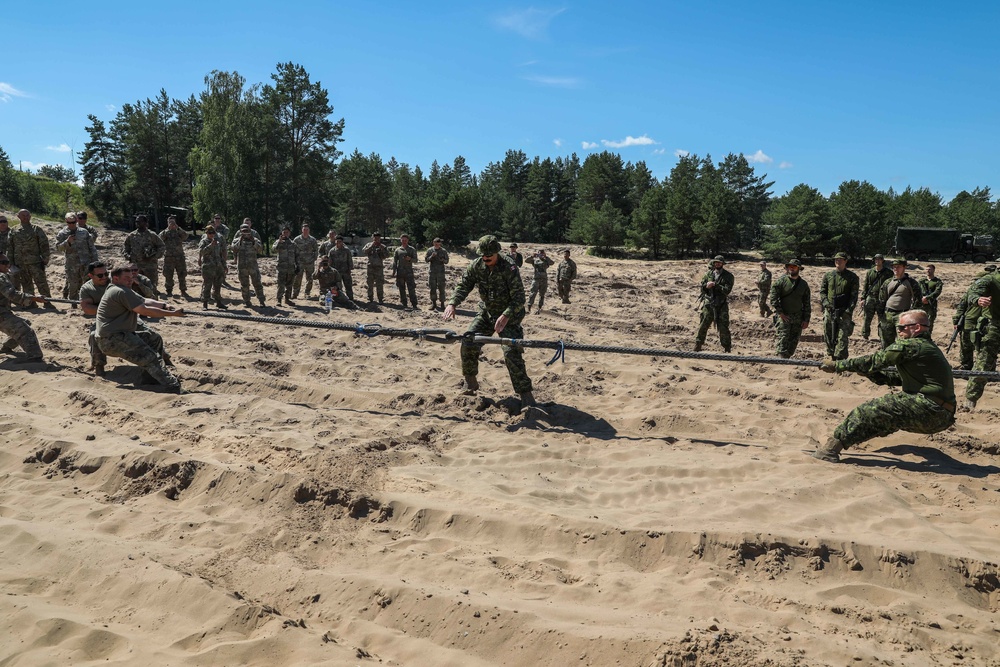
[93,272,108,278]
[896,323,918,332]
[0,260,9,265]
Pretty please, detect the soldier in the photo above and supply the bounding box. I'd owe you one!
[8,209,54,305]
[425,237,449,310]
[951,268,994,371]
[96,265,184,392]
[318,230,338,257]
[231,224,266,307]
[819,252,860,360]
[443,235,536,411]
[556,249,577,304]
[274,226,297,306]
[769,259,811,358]
[392,233,419,309]
[122,215,165,288]
[56,212,98,307]
[694,255,734,353]
[962,268,1000,411]
[860,254,892,339]
[76,211,98,241]
[211,214,229,246]
[508,243,524,268]
[526,249,554,313]
[878,259,922,349]
[79,261,112,375]
[127,263,159,299]
[198,225,228,309]
[756,261,773,317]
[292,224,319,299]
[316,257,359,310]
[0,253,47,363]
[158,215,190,297]
[918,264,944,335]
[363,232,390,303]
[0,215,9,258]
[814,309,955,463]
[329,235,355,301]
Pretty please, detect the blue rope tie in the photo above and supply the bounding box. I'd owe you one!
[546,340,566,366]
[355,323,382,337]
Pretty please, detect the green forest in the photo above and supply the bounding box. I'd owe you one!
[2,61,998,260]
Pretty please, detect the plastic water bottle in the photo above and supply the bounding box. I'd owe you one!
[324,290,333,313]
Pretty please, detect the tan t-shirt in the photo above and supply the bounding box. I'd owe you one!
[95,284,145,337]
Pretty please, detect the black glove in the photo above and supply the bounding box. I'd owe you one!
[820,358,837,373]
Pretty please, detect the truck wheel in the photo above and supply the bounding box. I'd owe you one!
[951,253,966,263]
[917,253,931,262]
[973,254,988,263]
[905,253,917,261]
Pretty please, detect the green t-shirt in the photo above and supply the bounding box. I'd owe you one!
[95,284,145,337]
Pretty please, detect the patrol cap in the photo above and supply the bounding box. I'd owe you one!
[204,225,215,233]
[785,258,803,268]
[873,254,885,260]
[891,258,907,266]
[510,243,518,249]
[833,252,848,260]
[335,234,344,240]
[372,232,381,238]
[433,237,443,243]
[711,255,726,264]
[477,235,502,256]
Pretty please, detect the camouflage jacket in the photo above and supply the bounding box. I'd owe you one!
[970,273,1000,323]
[231,236,263,270]
[769,275,811,321]
[819,269,860,312]
[557,258,577,282]
[424,247,450,272]
[131,273,159,299]
[328,246,353,275]
[9,223,50,266]
[756,269,772,292]
[0,271,34,312]
[918,277,943,306]
[159,228,189,259]
[834,334,955,402]
[392,245,418,277]
[274,237,297,271]
[363,241,390,267]
[449,254,525,319]
[293,234,319,265]
[699,267,733,305]
[862,265,893,300]
[530,255,554,280]
[0,230,8,258]
[123,229,165,263]
[198,237,227,270]
[316,266,345,294]
[56,227,99,267]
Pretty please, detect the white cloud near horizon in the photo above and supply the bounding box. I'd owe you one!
[522,74,580,88]
[779,161,793,169]
[601,134,657,148]
[675,149,689,158]
[745,149,773,164]
[582,141,598,149]
[46,143,72,153]
[652,148,667,155]
[494,8,566,39]
[106,103,117,112]
[553,138,563,147]
[20,161,48,172]
[0,82,28,103]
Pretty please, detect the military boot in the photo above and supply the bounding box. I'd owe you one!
[462,374,479,395]
[694,340,703,352]
[520,391,537,410]
[812,437,844,463]
[961,398,977,412]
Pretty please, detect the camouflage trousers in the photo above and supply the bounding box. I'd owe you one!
[696,302,731,352]
[861,298,878,339]
[0,311,42,359]
[923,303,938,336]
[276,266,295,303]
[395,272,417,308]
[15,263,51,298]
[823,310,855,360]
[201,266,224,306]
[957,328,978,371]
[758,290,772,317]
[238,265,265,304]
[367,265,385,302]
[317,291,359,311]
[428,269,446,306]
[774,314,805,358]
[97,329,178,388]
[137,260,159,288]
[460,311,532,393]
[879,310,903,349]
[557,279,572,303]
[63,263,88,303]
[293,266,314,298]
[965,324,1000,403]
[527,278,548,310]
[163,257,187,294]
[834,391,955,449]
[341,272,355,301]
[89,319,150,368]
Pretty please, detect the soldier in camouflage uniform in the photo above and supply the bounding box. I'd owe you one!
[123,215,165,288]
[231,225,266,307]
[918,264,944,336]
[769,259,811,358]
[198,226,228,309]
[76,211,98,242]
[392,234,419,309]
[962,269,1000,411]
[694,255,734,353]
[860,254,892,340]
[425,237,449,310]
[56,212,98,305]
[0,215,9,258]
[127,263,159,299]
[526,249,554,312]
[556,249,577,304]
[363,232,390,303]
[951,272,990,371]
[814,309,956,463]
[292,224,319,299]
[0,253,47,363]
[329,235,355,302]
[158,215,189,296]
[819,252,860,360]
[318,230,337,258]
[878,259,923,349]
[443,235,536,410]
[316,257,359,310]
[274,227,297,306]
[756,261,773,317]
[96,265,184,392]
[8,209,54,304]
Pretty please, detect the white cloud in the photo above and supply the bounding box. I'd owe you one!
[46,143,72,153]
[522,74,580,88]
[106,103,117,112]
[20,161,48,172]
[582,141,598,149]
[779,161,793,169]
[494,8,566,39]
[745,149,773,164]
[601,134,657,148]
[518,60,539,67]
[553,138,563,147]
[652,148,667,155]
[0,82,28,103]
[674,149,689,158]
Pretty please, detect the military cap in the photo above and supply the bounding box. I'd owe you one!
[833,252,848,260]
[204,224,215,232]
[135,214,148,223]
[433,237,443,243]
[873,254,885,260]
[335,234,344,240]
[711,255,726,264]
[985,264,997,273]
[240,223,250,230]
[785,258,803,268]
[477,235,502,256]
[372,232,381,237]
[891,258,907,266]
[510,243,518,249]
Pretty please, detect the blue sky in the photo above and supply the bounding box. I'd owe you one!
[2,1,998,201]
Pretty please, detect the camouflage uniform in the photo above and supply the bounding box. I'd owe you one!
[96,284,178,389]
[123,229,165,287]
[557,256,577,303]
[819,266,860,360]
[392,244,419,308]
[292,233,319,298]
[316,266,359,310]
[56,226,98,305]
[79,278,109,370]
[329,246,355,301]
[363,239,390,302]
[830,334,955,450]
[695,262,734,352]
[158,227,189,295]
[8,221,52,297]
[425,245,450,308]
[198,236,227,308]
[131,272,159,300]
[449,253,532,394]
[0,226,8,258]
[918,275,944,335]
[878,272,922,349]
[274,236,297,305]
[769,272,811,358]
[231,235,266,306]
[756,267,773,317]
[861,264,893,339]
[0,273,43,360]
[964,273,1000,405]
[526,254,554,310]
[952,273,991,370]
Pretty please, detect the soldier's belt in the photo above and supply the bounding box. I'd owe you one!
[921,394,956,413]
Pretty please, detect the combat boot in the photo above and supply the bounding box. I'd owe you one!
[812,437,844,463]
[962,399,977,412]
[258,297,266,307]
[519,391,537,410]
[93,363,105,378]
[694,341,703,352]
[462,374,479,395]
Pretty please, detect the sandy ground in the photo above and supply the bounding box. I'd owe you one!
[1,218,998,666]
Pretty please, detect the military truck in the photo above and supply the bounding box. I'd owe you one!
[892,227,994,263]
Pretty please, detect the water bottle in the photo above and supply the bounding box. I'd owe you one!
[324,290,333,313]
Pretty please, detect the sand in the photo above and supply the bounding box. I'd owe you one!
[0,218,998,666]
